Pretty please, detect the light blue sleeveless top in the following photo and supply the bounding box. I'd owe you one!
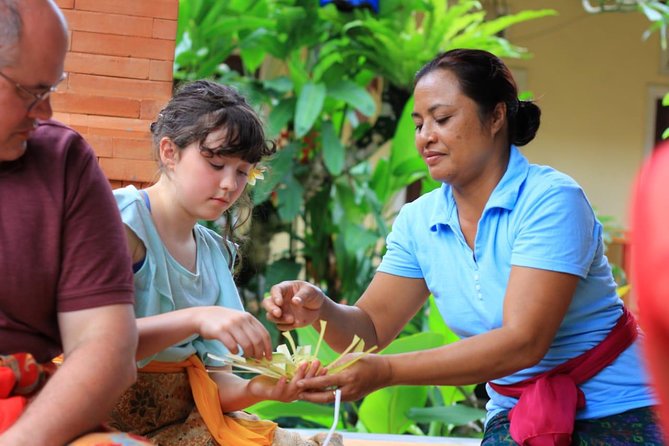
[114,185,244,367]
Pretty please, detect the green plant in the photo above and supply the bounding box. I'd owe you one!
[175,0,554,437]
[176,0,555,303]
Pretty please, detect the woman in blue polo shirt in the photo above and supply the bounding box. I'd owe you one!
[263,49,661,444]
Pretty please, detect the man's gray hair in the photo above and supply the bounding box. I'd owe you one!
[0,0,22,68]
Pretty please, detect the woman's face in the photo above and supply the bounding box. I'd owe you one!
[412,69,503,187]
[167,127,252,221]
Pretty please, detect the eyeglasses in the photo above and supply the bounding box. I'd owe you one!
[0,70,66,111]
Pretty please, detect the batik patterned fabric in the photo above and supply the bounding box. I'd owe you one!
[108,369,343,446]
[108,370,214,445]
[482,406,663,445]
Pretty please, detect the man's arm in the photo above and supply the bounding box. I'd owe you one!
[0,304,138,446]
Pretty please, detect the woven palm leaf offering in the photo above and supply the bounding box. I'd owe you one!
[208,321,377,381]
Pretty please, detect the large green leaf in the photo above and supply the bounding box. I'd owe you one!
[294,82,326,138]
[407,405,486,426]
[380,331,444,355]
[321,120,344,175]
[427,295,460,345]
[267,97,296,138]
[327,80,376,117]
[358,386,428,434]
[264,258,302,295]
[341,223,380,256]
[277,174,305,222]
[246,400,336,428]
[264,76,293,94]
[252,142,298,204]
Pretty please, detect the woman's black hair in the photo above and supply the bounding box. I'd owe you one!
[415,49,541,146]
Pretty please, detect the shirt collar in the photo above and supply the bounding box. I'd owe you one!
[428,146,529,230]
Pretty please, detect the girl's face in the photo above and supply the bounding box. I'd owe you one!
[165,127,252,221]
[411,69,504,187]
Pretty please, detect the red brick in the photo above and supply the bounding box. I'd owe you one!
[65,53,150,80]
[71,31,176,61]
[112,137,155,160]
[52,112,71,125]
[99,157,159,183]
[149,60,173,82]
[51,92,141,118]
[75,0,178,20]
[69,125,90,135]
[68,73,173,100]
[140,99,166,120]
[63,113,152,133]
[63,10,153,38]
[87,127,150,139]
[55,0,74,9]
[90,115,153,133]
[153,19,177,41]
[85,134,114,157]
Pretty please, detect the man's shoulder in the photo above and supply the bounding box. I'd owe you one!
[32,119,81,139]
[30,119,90,154]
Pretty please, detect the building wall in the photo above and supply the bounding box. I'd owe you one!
[501,1,668,227]
[52,0,178,188]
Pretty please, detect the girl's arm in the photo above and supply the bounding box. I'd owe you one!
[122,225,272,361]
[136,307,273,361]
[209,362,321,412]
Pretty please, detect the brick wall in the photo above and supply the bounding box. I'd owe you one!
[52,0,179,188]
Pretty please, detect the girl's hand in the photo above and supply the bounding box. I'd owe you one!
[247,360,323,403]
[194,306,272,360]
[263,281,326,331]
[294,354,392,403]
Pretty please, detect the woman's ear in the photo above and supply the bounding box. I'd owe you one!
[490,102,507,136]
[159,137,178,170]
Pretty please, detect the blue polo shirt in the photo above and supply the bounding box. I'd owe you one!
[378,146,654,421]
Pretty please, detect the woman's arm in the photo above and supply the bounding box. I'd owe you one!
[265,273,431,352]
[297,266,578,402]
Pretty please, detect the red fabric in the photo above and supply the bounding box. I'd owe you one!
[0,353,55,433]
[489,307,638,445]
[631,142,669,441]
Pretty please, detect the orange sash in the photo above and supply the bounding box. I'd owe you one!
[140,356,276,446]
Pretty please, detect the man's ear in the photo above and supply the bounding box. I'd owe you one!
[159,137,178,169]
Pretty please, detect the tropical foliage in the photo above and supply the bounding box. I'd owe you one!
[175,0,555,438]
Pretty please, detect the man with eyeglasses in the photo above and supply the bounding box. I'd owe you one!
[0,1,150,444]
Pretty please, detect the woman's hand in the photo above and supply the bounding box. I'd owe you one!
[263,281,327,331]
[247,361,324,403]
[294,353,393,403]
[194,306,272,360]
